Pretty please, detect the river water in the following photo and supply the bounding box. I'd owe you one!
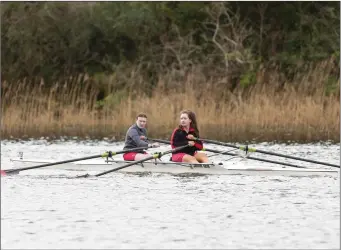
[1,139,340,249]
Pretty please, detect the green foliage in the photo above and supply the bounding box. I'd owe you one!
[324,76,340,96]
[240,71,257,88]
[1,1,339,94]
[97,89,128,110]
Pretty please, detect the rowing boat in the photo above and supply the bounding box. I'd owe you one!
[9,157,339,177]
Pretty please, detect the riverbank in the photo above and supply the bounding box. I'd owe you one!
[1,72,339,143]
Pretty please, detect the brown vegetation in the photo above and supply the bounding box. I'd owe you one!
[1,60,339,143]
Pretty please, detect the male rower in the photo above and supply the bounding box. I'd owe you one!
[123,112,159,161]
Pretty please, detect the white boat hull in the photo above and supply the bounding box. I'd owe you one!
[8,158,339,177]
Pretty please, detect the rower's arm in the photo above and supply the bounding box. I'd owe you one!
[129,128,149,147]
[194,139,203,150]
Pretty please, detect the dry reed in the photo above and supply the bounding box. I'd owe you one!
[1,61,340,143]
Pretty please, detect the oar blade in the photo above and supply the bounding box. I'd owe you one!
[1,169,20,177]
[76,173,92,178]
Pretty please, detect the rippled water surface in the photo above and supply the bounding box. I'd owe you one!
[1,139,340,249]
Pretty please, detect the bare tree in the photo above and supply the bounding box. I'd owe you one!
[160,24,202,70]
[203,2,254,73]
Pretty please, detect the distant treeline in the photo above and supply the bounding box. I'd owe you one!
[1,2,340,92]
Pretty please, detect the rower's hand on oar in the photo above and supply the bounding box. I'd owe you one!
[187,134,195,140]
[188,141,195,146]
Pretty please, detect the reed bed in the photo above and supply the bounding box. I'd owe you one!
[1,61,340,143]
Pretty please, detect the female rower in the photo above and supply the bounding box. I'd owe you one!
[170,109,209,163]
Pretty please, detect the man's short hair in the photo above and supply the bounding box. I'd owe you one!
[136,113,147,119]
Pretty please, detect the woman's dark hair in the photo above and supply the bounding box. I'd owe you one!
[179,109,200,137]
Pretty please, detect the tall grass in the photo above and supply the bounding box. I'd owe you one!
[1,61,340,143]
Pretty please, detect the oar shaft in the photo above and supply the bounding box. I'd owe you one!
[152,139,307,169]
[5,147,149,174]
[199,138,340,168]
[5,154,100,173]
[95,155,154,177]
[254,148,339,168]
[89,145,189,178]
[204,148,307,169]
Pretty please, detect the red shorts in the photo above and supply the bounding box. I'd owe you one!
[171,152,197,162]
[123,152,147,161]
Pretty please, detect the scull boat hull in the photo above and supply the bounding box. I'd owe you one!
[8,158,339,177]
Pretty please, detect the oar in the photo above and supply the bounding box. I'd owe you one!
[1,147,150,176]
[192,138,340,168]
[151,139,310,169]
[76,144,190,178]
[204,148,310,169]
